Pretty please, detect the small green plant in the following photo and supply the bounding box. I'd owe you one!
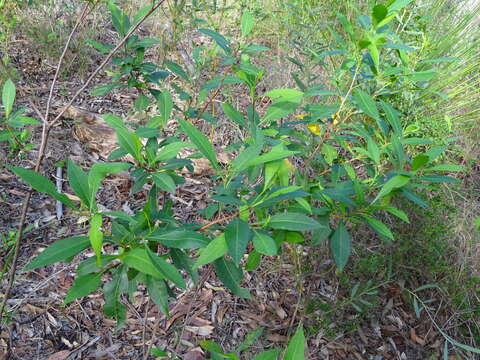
[9,2,466,333]
[0,79,40,155]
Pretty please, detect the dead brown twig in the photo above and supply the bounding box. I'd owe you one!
[0,0,166,322]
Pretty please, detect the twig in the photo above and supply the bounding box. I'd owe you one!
[196,212,238,231]
[55,166,63,220]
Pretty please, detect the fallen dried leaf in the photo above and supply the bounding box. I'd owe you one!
[185,325,214,336]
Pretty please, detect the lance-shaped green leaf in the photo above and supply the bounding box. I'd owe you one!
[380,101,402,134]
[23,236,90,271]
[225,218,252,265]
[214,257,251,299]
[245,145,298,167]
[284,326,305,360]
[152,172,176,193]
[104,265,128,329]
[241,10,254,37]
[67,159,91,208]
[123,248,165,279]
[222,102,247,128]
[364,216,394,241]
[232,144,263,172]
[156,90,173,128]
[154,141,192,162]
[178,118,220,171]
[103,114,143,160]
[147,230,210,249]
[353,89,379,120]
[2,79,15,118]
[89,213,104,266]
[194,233,228,269]
[146,247,186,289]
[252,231,277,256]
[199,28,231,53]
[8,166,77,210]
[64,272,102,304]
[330,222,351,271]
[146,276,169,316]
[269,213,323,231]
[374,174,410,202]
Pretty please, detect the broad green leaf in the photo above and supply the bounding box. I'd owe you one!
[263,88,304,99]
[252,232,277,256]
[152,172,176,193]
[23,236,90,271]
[103,114,142,160]
[89,213,104,266]
[77,255,116,277]
[225,218,252,265]
[365,217,394,241]
[90,82,124,96]
[146,276,169,316]
[372,4,388,24]
[367,137,381,164]
[8,166,77,210]
[178,118,220,171]
[154,141,192,162]
[380,101,402,134]
[214,257,251,299]
[88,162,132,209]
[164,60,189,80]
[402,189,428,208]
[194,233,228,269]
[67,160,91,208]
[353,89,379,120]
[379,205,409,223]
[146,248,186,289]
[388,0,414,13]
[252,349,281,360]
[330,222,351,271]
[245,249,261,270]
[412,155,430,171]
[241,11,254,37]
[222,102,247,127]
[147,230,210,249]
[245,145,298,167]
[2,79,16,118]
[199,28,231,53]
[260,99,301,124]
[171,248,199,283]
[321,144,337,165]
[269,213,323,231]
[232,144,263,172]
[134,94,150,111]
[64,272,102,304]
[104,265,128,329]
[374,175,410,202]
[156,90,173,128]
[124,248,165,279]
[283,326,305,360]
